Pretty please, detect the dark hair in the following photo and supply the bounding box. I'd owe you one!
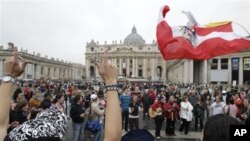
[41,99,52,109]
[129,97,135,107]
[229,97,235,104]
[44,93,52,99]
[52,94,64,104]
[123,85,129,91]
[182,95,188,101]
[130,87,135,92]
[215,94,223,101]
[158,95,164,101]
[30,108,39,119]
[203,114,240,141]
[74,94,82,103]
[13,88,22,102]
[14,99,28,112]
[98,89,104,97]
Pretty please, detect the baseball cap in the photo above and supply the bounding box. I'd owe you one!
[90,94,97,100]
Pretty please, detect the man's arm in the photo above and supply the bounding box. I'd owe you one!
[96,50,121,141]
[104,90,121,141]
[0,47,28,141]
[0,83,14,140]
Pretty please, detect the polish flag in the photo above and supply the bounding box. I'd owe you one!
[156,5,250,60]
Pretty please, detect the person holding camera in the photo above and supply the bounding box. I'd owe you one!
[164,95,180,136]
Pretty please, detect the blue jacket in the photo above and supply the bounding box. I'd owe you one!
[119,94,131,111]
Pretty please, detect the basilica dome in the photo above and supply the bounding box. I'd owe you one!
[123,26,145,46]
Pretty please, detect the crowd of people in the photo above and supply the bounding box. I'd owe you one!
[0,48,121,141]
[120,82,250,139]
[0,48,250,141]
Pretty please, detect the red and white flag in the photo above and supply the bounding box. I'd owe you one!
[156,5,250,60]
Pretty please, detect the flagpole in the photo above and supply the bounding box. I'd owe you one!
[233,22,250,36]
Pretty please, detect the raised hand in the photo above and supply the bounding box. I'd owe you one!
[96,50,118,85]
[4,47,29,78]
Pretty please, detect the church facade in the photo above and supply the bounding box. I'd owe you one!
[85,26,167,81]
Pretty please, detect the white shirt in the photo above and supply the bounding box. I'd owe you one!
[211,101,226,115]
[179,101,193,121]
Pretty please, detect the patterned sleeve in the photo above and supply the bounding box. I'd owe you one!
[7,108,67,141]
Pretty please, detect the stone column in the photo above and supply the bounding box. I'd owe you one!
[33,64,37,79]
[151,58,155,80]
[203,60,208,83]
[44,66,48,78]
[207,59,211,83]
[183,60,189,83]
[135,58,138,77]
[24,64,30,79]
[228,58,232,84]
[189,60,194,83]
[68,69,71,79]
[57,68,59,79]
[65,69,69,79]
[132,58,136,77]
[143,58,147,78]
[119,58,122,76]
[36,65,41,79]
[239,57,243,85]
[126,58,130,77]
[69,69,74,79]
[113,57,117,66]
[50,67,54,78]
[58,68,61,78]
[95,66,99,78]
[181,62,185,83]
[53,68,55,78]
[85,59,90,79]
[31,64,35,79]
[162,60,166,81]
[68,69,72,79]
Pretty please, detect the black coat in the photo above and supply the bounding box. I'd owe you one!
[70,103,85,123]
[193,103,205,120]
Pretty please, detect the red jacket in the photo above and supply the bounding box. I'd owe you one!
[151,101,164,111]
[67,87,73,96]
[163,101,180,120]
[235,98,243,116]
[149,90,156,103]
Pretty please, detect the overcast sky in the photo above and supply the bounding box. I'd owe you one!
[0,0,249,64]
